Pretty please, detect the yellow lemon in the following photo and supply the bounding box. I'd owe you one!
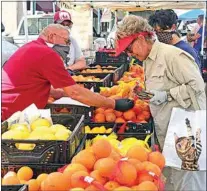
[33,126,53,134]
[50,124,67,134]
[55,129,71,141]
[30,118,51,131]
[99,126,106,133]
[91,127,100,134]
[10,124,30,133]
[2,130,29,140]
[106,128,113,134]
[84,125,91,133]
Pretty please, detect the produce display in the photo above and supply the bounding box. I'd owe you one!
[2,61,166,191]
[72,75,102,82]
[84,125,113,134]
[94,99,151,123]
[2,118,72,150]
[80,65,117,74]
[2,137,165,191]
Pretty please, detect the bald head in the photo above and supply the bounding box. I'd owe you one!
[40,24,70,45]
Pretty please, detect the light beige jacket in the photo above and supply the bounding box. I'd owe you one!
[143,41,206,149]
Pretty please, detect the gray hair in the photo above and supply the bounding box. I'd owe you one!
[40,23,68,37]
[116,15,154,40]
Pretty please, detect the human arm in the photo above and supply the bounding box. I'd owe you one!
[66,37,87,71]
[63,84,115,108]
[50,86,67,99]
[66,57,87,71]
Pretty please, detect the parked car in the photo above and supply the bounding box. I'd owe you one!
[12,14,54,47]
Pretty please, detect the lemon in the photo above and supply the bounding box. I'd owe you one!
[41,134,56,140]
[30,118,51,131]
[99,126,106,133]
[91,127,100,134]
[17,143,35,150]
[50,124,67,134]
[84,126,91,133]
[55,129,71,141]
[106,128,113,134]
[2,130,30,140]
[33,126,53,134]
[10,124,30,133]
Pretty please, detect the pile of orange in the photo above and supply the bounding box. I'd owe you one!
[2,137,165,191]
[94,99,151,123]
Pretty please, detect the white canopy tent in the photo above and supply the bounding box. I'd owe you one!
[59,0,206,11]
[22,0,206,53]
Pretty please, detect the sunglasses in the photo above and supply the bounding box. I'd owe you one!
[53,33,70,45]
[124,38,137,54]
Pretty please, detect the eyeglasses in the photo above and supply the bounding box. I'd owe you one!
[124,38,137,54]
[53,33,70,45]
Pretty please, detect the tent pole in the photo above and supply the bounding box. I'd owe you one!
[32,0,36,15]
[23,1,28,43]
[201,4,206,56]
[97,8,101,35]
[53,1,56,13]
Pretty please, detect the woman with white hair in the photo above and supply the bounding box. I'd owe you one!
[115,15,206,191]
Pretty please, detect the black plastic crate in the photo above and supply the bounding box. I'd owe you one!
[1,185,28,191]
[45,104,92,122]
[113,118,154,134]
[85,64,125,84]
[77,132,153,151]
[91,62,129,75]
[95,51,129,64]
[73,73,111,91]
[84,122,116,134]
[1,114,85,164]
[1,164,63,179]
[76,66,123,85]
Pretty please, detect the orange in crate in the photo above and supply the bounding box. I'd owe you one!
[105,113,116,122]
[123,110,136,121]
[115,117,126,123]
[104,181,120,191]
[27,179,40,191]
[94,157,116,178]
[148,151,166,170]
[70,171,89,189]
[72,150,96,171]
[17,166,33,181]
[90,170,107,185]
[94,113,105,123]
[136,181,158,191]
[126,145,148,162]
[2,176,20,185]
[114,161,137,186]
[41,172,69,191]
[36,173,48,185]
[92,139,112,159]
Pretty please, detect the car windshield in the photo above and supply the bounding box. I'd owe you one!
[19,17,53,35]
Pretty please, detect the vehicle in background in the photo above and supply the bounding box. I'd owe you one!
[12,14,54,47]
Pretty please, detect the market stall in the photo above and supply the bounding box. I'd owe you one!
[1,1,206,191]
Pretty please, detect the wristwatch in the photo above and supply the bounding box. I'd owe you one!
[167,91,173,102]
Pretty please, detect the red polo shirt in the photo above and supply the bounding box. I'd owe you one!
[2,38,75,120]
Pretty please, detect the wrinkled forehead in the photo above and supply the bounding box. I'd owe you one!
[52,28,69,38]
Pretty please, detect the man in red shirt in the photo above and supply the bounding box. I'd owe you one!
[2,24,134,120]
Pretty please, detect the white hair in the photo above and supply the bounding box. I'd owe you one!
[116,15,154,40]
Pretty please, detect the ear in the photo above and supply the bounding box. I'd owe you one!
[174,133,179,142]
[171,24,177,30]
[47,33,54,43]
